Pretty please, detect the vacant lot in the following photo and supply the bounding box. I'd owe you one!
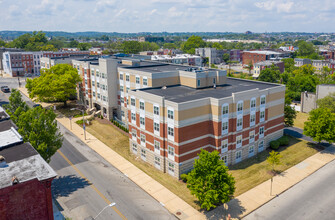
[85,119,322,210]
[294,111,309,130]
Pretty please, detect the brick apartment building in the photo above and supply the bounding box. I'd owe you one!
[242,51,284,65]
[2,50,90,77]
[253,61,285,78]
[127,68,285,178]
[0,107,57,220]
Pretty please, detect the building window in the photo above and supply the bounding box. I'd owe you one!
[131,98,135,106]
[261,96,266,105]
[249,131,255,143]
[259,126,264,138]
[250,113,256,126]
[168,126,174,137]
[168,109,174,120]
[168,145,174,160]
[97,93,101,99]
[250,98,256,108]
[221,155,228,165]
[260,110,265,122]
[154,106,159,115]
[132,143,137,153]
[141,149,146,160]
[85,79,87,84]
[236,135,242,148]
[249,145,254,157]
[120,96,124,103]
[97,82,100,88]
[92,81,95,87]
[119,73,123,80]
[120,85,124,92]
[140,101,145,110]
[93,91,96,97]
[213,77,216,84]
[132,129,137,138]
[141,134,146,145]
[235,150,242,162]
[154,122,160,132]
[197,79,200,86]
[222,121,228,135]
[126,74,130,82]
[222,139,228,153]
[222,104,229,116]
[126,87,130,93]
[140,116,145,126]
[237,117,243,131]
[143,77,148,86]
[131,113,136,122]
[96,71,100,77]
[168,162,175,175]
[154,156,161,168]
[258,140,264,152]
[154,140,160,154]
[237,101,243,112]
[103,96,106,102]
[136,76,140,84]
[121,110,125,117]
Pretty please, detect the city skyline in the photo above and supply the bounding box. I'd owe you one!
[0,0,334,33]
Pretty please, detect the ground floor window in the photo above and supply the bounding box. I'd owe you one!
[141,149,146,161]
[249,145,254,157]
[235,150,242,163]
[154,156,160,169]
[221,154,228,165]
[132,143,137,153]
[258,140,264,152]
[168,162,175,175]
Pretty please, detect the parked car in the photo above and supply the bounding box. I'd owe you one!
[1,86,10,93]
[33,104,41,108]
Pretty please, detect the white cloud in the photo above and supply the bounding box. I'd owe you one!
[255,0,294,13]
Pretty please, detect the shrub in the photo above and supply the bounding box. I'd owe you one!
[180,174,188,183]
[278,136,289,146]
[270,140,280,150]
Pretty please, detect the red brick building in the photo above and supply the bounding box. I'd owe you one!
[242,51,284,65]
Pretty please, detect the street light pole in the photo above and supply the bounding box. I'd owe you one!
[82,109,86,140]
[93,203,116,220]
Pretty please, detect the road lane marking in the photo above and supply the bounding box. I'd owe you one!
[57,150,127,220]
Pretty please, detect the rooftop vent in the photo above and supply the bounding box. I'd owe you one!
[12,176,19,185]
[162,86,167,90]
[0,155,6,168]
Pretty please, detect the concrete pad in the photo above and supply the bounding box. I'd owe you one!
[130,173,152,185]
[140,180,164,195]
[165,197,191,212]
[122,166,143,178]
[117,162,135,172]
[151,188,177,204]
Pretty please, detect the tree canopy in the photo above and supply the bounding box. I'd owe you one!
[26,64,81,106]
[3,89,29,123]
[316,92,335,113]
[303,108,335,143]
[267,151,282,172]
[181,36,206,54]
[284,96,297,127]
[258,64,281,83]
[186,149,235,210]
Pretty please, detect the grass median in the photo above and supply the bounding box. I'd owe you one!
[85,119,322,210]
[294,111,309,130]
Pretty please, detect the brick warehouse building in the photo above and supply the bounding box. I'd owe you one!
[242,50,284,65]
[127,71,285,178]
[0,107,57,220]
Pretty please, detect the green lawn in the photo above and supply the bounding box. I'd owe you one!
[294,112,309,130]
[85,120,322,210]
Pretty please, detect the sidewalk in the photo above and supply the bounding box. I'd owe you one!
[17,87,205,220]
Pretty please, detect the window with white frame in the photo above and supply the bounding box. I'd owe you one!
[168,126,174,137]
[154,140,160,154]
[249,145,254,155]
[132,143,137,153]
[236,135,242,148]
[221,155,228,164]
[222,139,228,153]
[258,140,264,151]
[120,96,124,103]
[92,81,95,87]
[140,101,145,110]
[136,76,140,84]
[154,122,160,132]
[126,74,130,82]
[250,98,256,108]
[261,96,266,105]
[140,134,146,144]
[168,146,174,160]
[120,85,124,92]
[260,110,265,122]
[141,149,146,160]
[249,130,255,143]
[97,93,101,99]
[237,117,243,131]
[126,87,130,93]
[143,77,148,86]
[168,162,175,175]
[235,150,242,162]
[121,111,125,118]
[131,113,136,122]
[119,73,123,80]
[154,156,160,168]
[222,121,228,135]
[97,82,100,88]
[237,101,243,112]
[154,106,159,115]
[222,104,229,116]
[140,116,145,126]
[259,126,264,138]
[131,98,135,106]
[250,113,256,126]
[168,109,174,119]
[93,91,96,97]
[132,129,137,138]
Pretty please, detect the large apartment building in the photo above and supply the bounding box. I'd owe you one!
[127,69,285,178]
[242,51,285,65]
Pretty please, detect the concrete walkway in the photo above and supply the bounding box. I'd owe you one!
[18,87,205,220]
[18,87,335,220]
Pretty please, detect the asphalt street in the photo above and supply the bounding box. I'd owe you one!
[244,157,335,220]
[0,77,177,220]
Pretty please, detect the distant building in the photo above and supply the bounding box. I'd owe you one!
[196,48,227,64]
[89,48,103,55]
[245,31,253,35]
[253,61,285,78]
[151,54,202,66]
[294,58,312,67]
[229,49,242,62]
[301,84,335,113]
[242,51,285,65]
[0,107,57,220]
[138,36,164,43]
[40,54,94,70]
[61,48,79,52]
[0,47,24,71]
[312,60,333,72]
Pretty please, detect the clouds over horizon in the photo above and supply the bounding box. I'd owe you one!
[0,0,334,33]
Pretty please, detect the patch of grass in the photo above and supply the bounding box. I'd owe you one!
[85,120,198,209]
[229,136,321,196]
[86,120,321,209]
[294,111,309,130]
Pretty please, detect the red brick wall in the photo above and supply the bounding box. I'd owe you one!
[0,178,54,220]
[242,52,267,65]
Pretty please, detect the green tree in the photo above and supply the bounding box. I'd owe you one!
[284,96,297,127]
[163,43,177,49]
[3,89,29,123]
[68,40,79,48]
[16,106,63,163]
[223,53,230,63]
[122,41,142,54]
[0,39,5,47]
[303,108,335,143]
[78,42,91,51]
[212,42,222,50]
[297,41,316,57]
[246,61,253,76]
[181,36,206,54]
[258,64,280,83]
[141,42,159,51]
[26,64,81,107]
[316,92,335,113]
[186,149,235,210]
[281,58,296,73]
[267,151,282,172]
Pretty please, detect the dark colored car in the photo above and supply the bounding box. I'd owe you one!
[1,86,10,93]
[33,104,41,108]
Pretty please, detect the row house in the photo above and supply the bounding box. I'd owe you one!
[127,69,285,178]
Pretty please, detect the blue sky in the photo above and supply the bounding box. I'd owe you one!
[0,0,334,33]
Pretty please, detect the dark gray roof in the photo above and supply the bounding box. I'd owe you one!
[0,120,17,132]
[0,142,37,163]
[141,78,280,103]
